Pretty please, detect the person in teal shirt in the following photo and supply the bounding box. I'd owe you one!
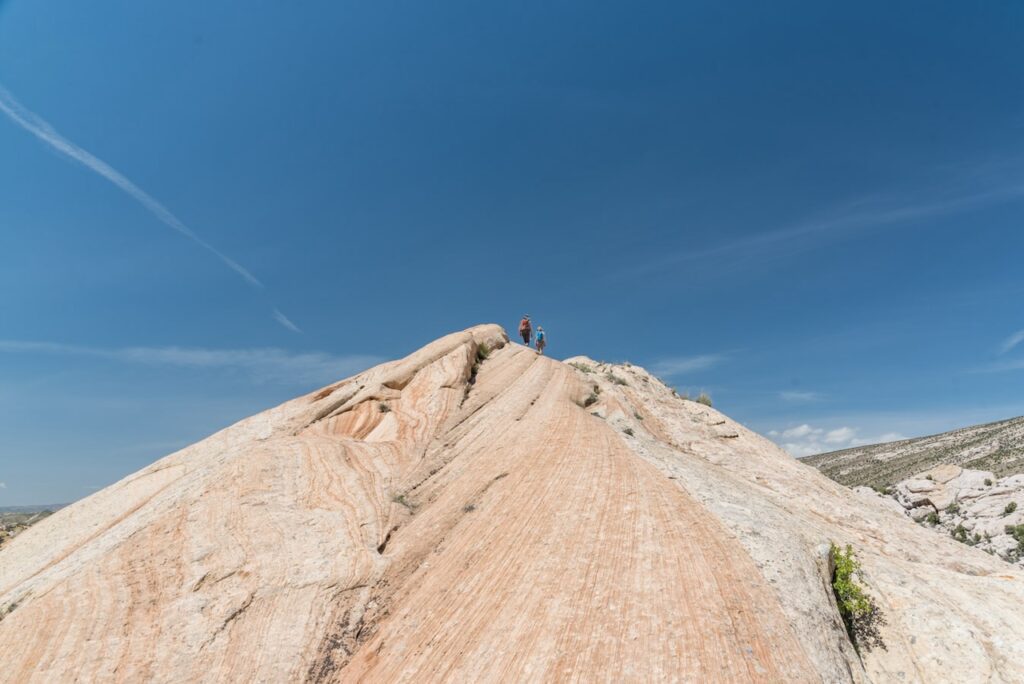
[535,326,546,355]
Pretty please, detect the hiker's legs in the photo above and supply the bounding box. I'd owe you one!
[521,331,530,345]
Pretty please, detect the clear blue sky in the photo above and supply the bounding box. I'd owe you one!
[2,1,1023,505]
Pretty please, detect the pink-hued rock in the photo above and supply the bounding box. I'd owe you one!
[1,326,1023,683]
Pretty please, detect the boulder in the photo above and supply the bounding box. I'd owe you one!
[910,505,937,522]
[947,469,995,491]
[928,486,958,512]
[924,463,963,484]
[903,478,940,494]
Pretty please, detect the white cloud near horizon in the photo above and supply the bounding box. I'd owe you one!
[767,423,905,458]
[0,339,380,385]
[649,354,723,378]
[0,83,300,334]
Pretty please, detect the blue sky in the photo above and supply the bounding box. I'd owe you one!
[2,1,1023,504]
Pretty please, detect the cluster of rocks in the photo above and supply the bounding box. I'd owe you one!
[859,464,1024,564]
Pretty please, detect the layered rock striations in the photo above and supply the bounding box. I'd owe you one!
[1,325,1023,682]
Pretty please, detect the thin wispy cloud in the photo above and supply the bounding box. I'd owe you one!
[980,358,1024,374]
[0,84,261,288]
[649,354,723,378]
[619,179,1024,278]
[1000,329,1024,355]
[779,390,822,402]
[273,309,302,334]
[0,84,300,333]
[0,339,380,385]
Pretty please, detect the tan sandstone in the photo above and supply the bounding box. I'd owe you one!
[1,325,1022,682]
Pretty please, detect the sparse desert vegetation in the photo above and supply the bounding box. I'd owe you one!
[830,543,885,652]
[807,415,1024,490]
[0,508,58,549]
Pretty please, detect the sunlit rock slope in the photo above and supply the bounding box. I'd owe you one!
[1,325,1022,682]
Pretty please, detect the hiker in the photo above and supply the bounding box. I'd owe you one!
[535,326,546,355]
[519,315,532,346]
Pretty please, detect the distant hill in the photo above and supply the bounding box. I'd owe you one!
[0,508,60,550]
[0,504,68,514]
[806,416,1024,489]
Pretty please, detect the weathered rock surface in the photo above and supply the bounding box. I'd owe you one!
[887,464,1024,566]
[1,325,1023,682]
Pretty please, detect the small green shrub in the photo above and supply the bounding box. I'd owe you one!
[606,373,628,386]
[463,503,476,513]
[1004,502,1018,516]
[623,427,634,437]
[696,393,713,407]
[952,524,968,543]
[378,402,391,413]
[945,503,960,515]
[985,478,993,486]
[391,493,417,511]
[476,343,490,361]
[830,544,885,652]
[1005,525,1024,553]
[633,410,644,421]
[925,512,939,526]
[569,362,593,373]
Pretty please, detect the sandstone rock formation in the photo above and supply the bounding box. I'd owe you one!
[1,325,1023,682]
[869,463,1024,565]
[807,416,1024,490]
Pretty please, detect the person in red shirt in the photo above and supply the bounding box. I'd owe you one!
[518,315,532,346]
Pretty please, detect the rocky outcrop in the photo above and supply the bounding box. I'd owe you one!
[1,325,1023,682]
[880,464,1024,565]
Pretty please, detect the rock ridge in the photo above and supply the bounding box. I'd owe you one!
[0,325,1022,682]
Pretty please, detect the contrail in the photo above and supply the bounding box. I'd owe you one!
[273,309,303,334]
[0,83,262,288]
